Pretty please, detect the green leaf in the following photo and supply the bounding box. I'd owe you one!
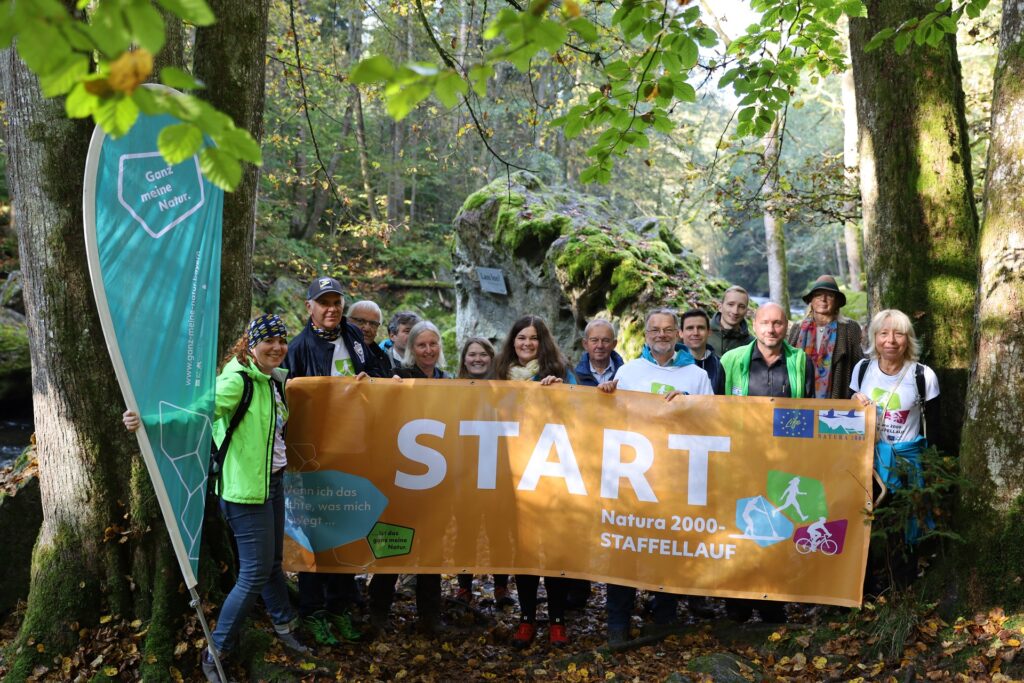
[678,37,698,70]
[568,17,598,43]
[840,0,867,18]
[124,0,165,54]
[155,0,215,26]
[89,2,132,56]
[0,1,18,49]
[132,86,163,114]
[65,82,99,118]
[468,64,493,97]
[199,146,242,191]
[676,82,696,103]
[385,83,431,121]
[94,94,140,138]
[604,60,630,80]
[534,18,568,51]
[434,71,467,109]
[893,31,913,54]
[17,20,71,74]
[160,66,203,90]
[38,53,88,97]
[157,122,203,164]
[349,55,395,84]
[864,26,894,51]
[935,15,957,33]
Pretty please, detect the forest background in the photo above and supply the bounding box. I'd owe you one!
[2,0,1024,681]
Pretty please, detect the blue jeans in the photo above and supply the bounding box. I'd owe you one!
[606,584,678,629]
[211,471,295,654]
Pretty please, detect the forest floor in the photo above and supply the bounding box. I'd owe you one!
[3,575,1024,682]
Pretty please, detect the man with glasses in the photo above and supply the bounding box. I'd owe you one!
[597,308,713,645]
[347,300,391,376]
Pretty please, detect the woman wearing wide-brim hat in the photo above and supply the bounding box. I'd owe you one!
[786,274,864,399]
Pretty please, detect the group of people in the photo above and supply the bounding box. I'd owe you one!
[124,273,940,681]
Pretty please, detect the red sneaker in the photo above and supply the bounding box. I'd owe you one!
[512,622,536,648]
[549,623,568,647]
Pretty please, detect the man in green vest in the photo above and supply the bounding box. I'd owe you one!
[721,302,814,399]
[719,302,815,624]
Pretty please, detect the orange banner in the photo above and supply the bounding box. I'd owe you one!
[282,377,875,607]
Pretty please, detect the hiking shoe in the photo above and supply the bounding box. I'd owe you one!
[607,627,629,648]
[276,628,311,655]
[303,612,340,646]
[512,621,536,648]
[456,587,473,604]
[549,623,569,647]
[494,586,515,608]
[327,610,362,642]
[201,648,224,683]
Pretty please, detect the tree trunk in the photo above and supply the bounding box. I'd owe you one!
[0,44,182,682]
[387,15,412,227]
[193,0,271,355]
[840,63,864,291]
[849,1,978,452]
[958,0,1024,606]
[762,116,790,313]
[347,6,380,223]
[288,126,309,238]
[302,151,343,240]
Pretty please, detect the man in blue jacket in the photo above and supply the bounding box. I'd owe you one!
[284,277,371,646]
[574,319,625,387]
[680,309,725,395]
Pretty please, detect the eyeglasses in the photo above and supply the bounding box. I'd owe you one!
[646,327,678,335]
[350,317,381,328]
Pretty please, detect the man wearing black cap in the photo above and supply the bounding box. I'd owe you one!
[285,276,370,646]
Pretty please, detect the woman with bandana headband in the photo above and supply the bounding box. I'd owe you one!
[124,313,309,681]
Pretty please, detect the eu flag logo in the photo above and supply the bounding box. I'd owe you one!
[773,409,815,438]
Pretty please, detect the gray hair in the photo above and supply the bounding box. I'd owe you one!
[388,310,422,336]
[583,318,616,338]
[347,300,382,321]
[865,309,921,361]
[645,308,679,328]
[402,320,446,369]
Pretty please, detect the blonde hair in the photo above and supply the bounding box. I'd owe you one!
[865,309,921,361]
[402,321,446,369]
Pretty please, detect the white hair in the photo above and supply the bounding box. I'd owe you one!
[402,320,446,369]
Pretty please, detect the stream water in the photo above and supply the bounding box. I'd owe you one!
[0,410,32,468]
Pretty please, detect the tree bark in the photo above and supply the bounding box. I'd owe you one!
[288,125,309,238]
[958,0,1024,605]
[0,44,181,681]
[849,2,979,451]
[762,116,790,313]
[302,150,343,240]
[193,0,271,355]
[840,63,864,291]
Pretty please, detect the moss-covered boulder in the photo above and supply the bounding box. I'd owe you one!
[453,172,728,358]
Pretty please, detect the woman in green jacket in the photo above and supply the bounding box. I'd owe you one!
[124,314,307,681]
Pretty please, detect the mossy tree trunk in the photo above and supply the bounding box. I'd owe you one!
[0,3,267,679]
[849,2,979,452]
[0,45,185,682]
[958,0,1024,606]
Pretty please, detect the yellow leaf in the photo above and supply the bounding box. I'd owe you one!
[130,619,143,629]
[813,656,827,670]
[564,0,581,17]
[108,49,154,94]
[1009,638,1021,647]
[169,666,183,682]
[36,643,45,653]
[300,662,316,671]
[173,640,189,656]
[104,666,119,676]
[769,631,783,642]
[99,615,113,624]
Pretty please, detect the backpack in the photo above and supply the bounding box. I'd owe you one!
[855,359,927,438]
[208,371,254,497]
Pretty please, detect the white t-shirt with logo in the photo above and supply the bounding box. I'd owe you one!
[850,360,939,443]
[615,359,714,397]
[331,339,355,376]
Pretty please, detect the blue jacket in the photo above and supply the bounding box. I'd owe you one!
[574,351,625,387]
[693,346,726,395]
[284,318,372,379]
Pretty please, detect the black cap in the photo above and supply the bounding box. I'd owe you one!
[307,276,343,301]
